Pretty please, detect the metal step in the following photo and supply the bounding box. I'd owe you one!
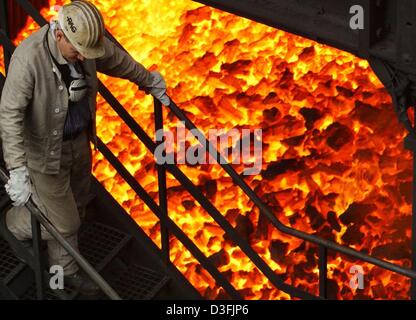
[102,264,170,300]
[19,222,132,300]
[78,222,132,272]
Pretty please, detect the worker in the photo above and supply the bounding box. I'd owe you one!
[0,0,169,296]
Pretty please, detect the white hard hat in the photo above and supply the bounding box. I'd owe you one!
[58,0,105,59]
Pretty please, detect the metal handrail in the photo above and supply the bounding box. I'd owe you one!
[97,83,318,299]
[95,136,243,299]
[0,169,121,300]
[166,98,416,280]
[81,2,416,287]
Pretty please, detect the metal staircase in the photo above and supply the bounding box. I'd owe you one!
[0,186,171,300]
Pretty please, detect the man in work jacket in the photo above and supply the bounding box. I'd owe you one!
[0,0,169,295]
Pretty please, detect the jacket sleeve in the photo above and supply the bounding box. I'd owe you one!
[95,37,154,87]
[0,54,34,170]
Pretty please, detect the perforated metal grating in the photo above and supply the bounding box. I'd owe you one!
[5,222,168,300]
[78,222,131,271]
[21,283,72,300]
[109,264,169,300]
[0,238,23,283]
[19,222,131,300]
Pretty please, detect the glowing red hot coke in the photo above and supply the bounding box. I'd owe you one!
[0,0,411,300]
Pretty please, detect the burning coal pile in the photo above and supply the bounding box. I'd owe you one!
[0,0,412,299]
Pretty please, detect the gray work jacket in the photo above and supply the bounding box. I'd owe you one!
[0,24,153,174]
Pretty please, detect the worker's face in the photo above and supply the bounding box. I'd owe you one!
[55,30,86,63]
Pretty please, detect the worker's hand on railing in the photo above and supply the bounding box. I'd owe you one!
[142,71,170,106]
[5,166,31,206]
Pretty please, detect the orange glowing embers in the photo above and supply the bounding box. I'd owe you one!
[2,0,413,300]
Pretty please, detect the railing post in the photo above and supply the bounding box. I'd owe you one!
[0,0,11,73]
[154,98,170,264]
[31,213,45,300]
[318,245,327,299]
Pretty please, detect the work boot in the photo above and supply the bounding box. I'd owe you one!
[64,270,101,297]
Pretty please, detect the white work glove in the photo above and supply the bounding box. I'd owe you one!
[146,71,170,106]
[5,166,32,207]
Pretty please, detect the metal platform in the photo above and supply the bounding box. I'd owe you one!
[78,222,132,272]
